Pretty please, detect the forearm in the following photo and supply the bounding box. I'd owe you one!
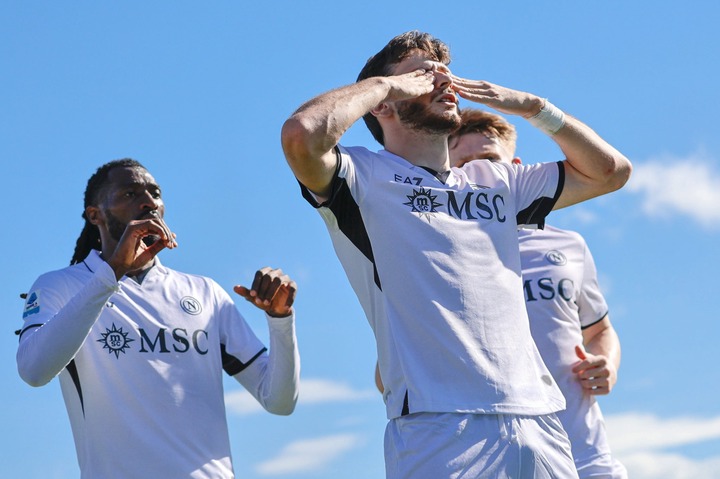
[292,78,390,150]
[556,115,630,183]
[17,265,119,386]
[584,323,622,373]
[282,77,391,195]
[535,105,631,208]
[234,312,300,415]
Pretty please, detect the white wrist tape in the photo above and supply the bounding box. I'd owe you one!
[528,100,565,135]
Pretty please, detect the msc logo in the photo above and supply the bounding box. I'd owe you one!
[180,296,202,315]
[403,187,442,220]
[97,323,135,359]
[447,191,507,222]
[523,277,575,303]
[96,325,210,358]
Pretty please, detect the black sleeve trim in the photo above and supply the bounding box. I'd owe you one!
[580,311,609,330]
[66,360,85,417]
[221,344,267,376]
[17,323,43,341]
[516,161,565,229]
[299,146,343,208]
[298,146,382,290]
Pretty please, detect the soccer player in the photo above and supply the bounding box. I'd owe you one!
[17,158,300,479]
[379,108,628,478]
[281,30,631,478]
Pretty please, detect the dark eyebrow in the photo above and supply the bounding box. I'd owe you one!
[115,180,162,191]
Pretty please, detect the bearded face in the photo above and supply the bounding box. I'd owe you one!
[395,98,461,136]
[104,209,128,243]
[103,209,160,245]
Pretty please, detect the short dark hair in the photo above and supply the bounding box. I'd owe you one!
[356,31,451,145]
[70,158,146,265]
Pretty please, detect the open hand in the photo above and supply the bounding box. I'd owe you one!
[451,76,544,118]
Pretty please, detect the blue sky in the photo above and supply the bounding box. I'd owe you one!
[2,2,719,478]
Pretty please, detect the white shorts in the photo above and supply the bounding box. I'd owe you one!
[384,412,578,479]
[575,456,627,479]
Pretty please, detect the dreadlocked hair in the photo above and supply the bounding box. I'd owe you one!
[70,158,146,265]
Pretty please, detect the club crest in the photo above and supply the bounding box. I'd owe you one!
[545,250,567,266]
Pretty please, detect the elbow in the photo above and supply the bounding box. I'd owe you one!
[266,392,298,416]
[281,116,313,165]
[23,376,51,388]
[269,403,296,416]
[606,154,632,193]
[17,363,52,388]
[263,378,299,415]
[17,347,53,387]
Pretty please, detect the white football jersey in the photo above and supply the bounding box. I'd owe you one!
[519,225,625,476]
[18,250,293,479]
[302,145,566,419]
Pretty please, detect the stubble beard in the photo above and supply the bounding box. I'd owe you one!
[396,99,461,136]
[104,209,160,246]
[104,209,127,243]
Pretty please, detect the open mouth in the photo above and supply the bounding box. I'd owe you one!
[436,93,458,106]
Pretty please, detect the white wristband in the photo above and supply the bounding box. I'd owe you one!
[528,100,565,135]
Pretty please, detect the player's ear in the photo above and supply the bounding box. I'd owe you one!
[85,206,103,226]
[512,157,522,165]
[371,102,393,118]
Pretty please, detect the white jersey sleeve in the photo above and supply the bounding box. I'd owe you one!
[17,259,119,386]
[500,160,565,227]
[231,313,300,415]
[211,279,300,415]
[577,238,609,328]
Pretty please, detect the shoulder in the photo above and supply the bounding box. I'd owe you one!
[544,225,588,247]
[30,262,91,287]
[163,266,221,288]
[338,144,376,160]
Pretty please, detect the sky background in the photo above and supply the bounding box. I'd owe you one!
[2,2,719,478]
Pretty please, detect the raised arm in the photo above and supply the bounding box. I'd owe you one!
[17,219,175,387]
[233,267,300,415]
[281,71,435,198]
[452,77,631,209]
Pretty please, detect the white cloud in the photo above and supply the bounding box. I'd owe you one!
[225,389,265,415]
[558,205,598,225]
[225,378,377,415]
[605,413,720,479]
[296,378,378,403]
[606,413,720,453]
[626,155,720,228]
[255,433,362,475]
[616,451,720,479]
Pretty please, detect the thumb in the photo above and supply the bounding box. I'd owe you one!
[233,285,252,299]
[575,345,587,361]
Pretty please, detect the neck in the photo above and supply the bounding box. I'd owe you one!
[383,128,451,172]
[99,239,155,279]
